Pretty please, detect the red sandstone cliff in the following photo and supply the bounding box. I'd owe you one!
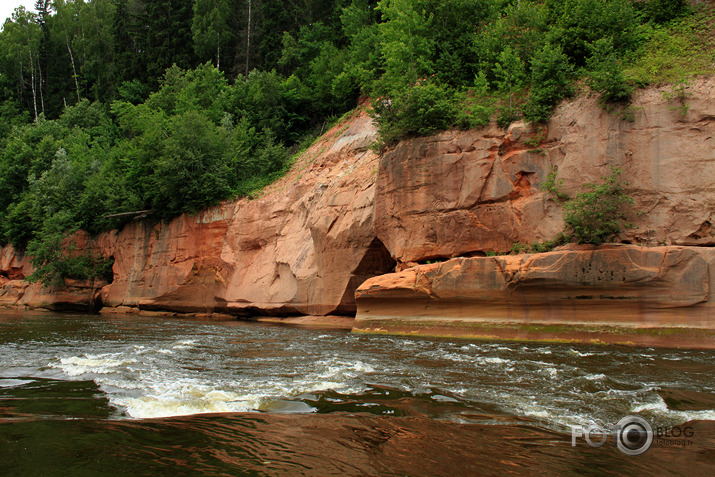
[1,80,714,330]
[375,79,714,267]
[353,245,715,347]
[2,109,391,315]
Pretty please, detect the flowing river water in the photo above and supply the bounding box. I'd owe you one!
[1,311,714,475]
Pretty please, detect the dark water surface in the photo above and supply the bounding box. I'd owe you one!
[1,311,713,475]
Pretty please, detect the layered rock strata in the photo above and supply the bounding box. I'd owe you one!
[0,80,713,341]
[375,79,715,268]
[354,245,715,347]
[1,110,392,316]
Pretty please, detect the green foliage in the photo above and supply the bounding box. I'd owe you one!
[27,228,114,288]
[510,233,569,254]
[529,234,569,253]
[145,63,229,124]
[0,62,294,285]
[585,38,633,103]
[546,0,642,66]
[0,0,713,280]
[523,129,546,148]
[624,10,715,86]
[523,44,572,123]
[618,104,638,122]
[641,0,687,24]
[510,242,528,254]
[146,111,233,217]
[372,81,458,145]
[661,80,690,117]
[476,1,548,80]
[192,0,235,69]
[376,0,436,91]
[541,166,570,201]
[455,91,493,130]
[563,167,634,244]
[116,80,151,105]
[496,107,520,129]
[494,47,526,106]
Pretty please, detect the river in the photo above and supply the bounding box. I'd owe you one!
[1,311,713,475]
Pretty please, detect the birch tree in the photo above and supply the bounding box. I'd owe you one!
[192,0,234,70]
[0,7,43,119]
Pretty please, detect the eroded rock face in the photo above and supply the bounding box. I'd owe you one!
[1,110,387,315]
[1,80,714,321]
[0,246,31,309]
[354,246,715,342]
[97,110,388,316]
[375,79,715,266]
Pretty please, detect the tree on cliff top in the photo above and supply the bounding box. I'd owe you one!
[0,0,710,283]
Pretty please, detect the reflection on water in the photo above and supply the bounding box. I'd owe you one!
[2,411,714,476]
[0,311,714,475]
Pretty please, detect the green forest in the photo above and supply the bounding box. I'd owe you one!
[0,0,713,284]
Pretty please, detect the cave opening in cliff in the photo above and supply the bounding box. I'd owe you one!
[101,255,115,284]
[332,237,397,316]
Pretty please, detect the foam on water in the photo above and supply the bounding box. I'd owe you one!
[0,378,34,388]
[45,345,379,418]
[478,357,512,365]
[53,354,138,377]
[630,394,715,425]
[116,384,259,418]
[1,314,712,430]
[568,349,595,357]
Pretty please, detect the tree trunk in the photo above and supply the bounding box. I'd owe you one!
[38,56,45,115]
[245,0,252,77]
[66,36,81,103]
[28,49,38,120]
[19,59,25,99]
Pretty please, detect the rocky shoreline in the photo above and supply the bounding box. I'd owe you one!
[353,245,715,348]
[1,80,713,347]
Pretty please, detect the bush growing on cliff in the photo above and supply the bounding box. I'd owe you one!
[145,110,233,218]
[640,0,687,24]
[0,0,713,280]
[563,167,634,244]
[371,81,458,146]
[25,209,113,288]
[523,44,572,123]
[585,39,633,104]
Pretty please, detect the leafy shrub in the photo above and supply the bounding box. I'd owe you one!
[455,73,494,130]
[455,99,492,130]
[529,234,569,253]
[641,0,687,24]
[494,46,526,109]
[548,0,642,66]
[497,107,520,128]
[510,242,528,254]
[625,11,715,86]
[523,44,572,123]
[509,233,569,255]
[372,81,458,145]
[147,111,233,217]
[28,236,114,288]
[476,1,549,79]
[585,39,633,103]
[563,167,634,244]
[540,166,570,201]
